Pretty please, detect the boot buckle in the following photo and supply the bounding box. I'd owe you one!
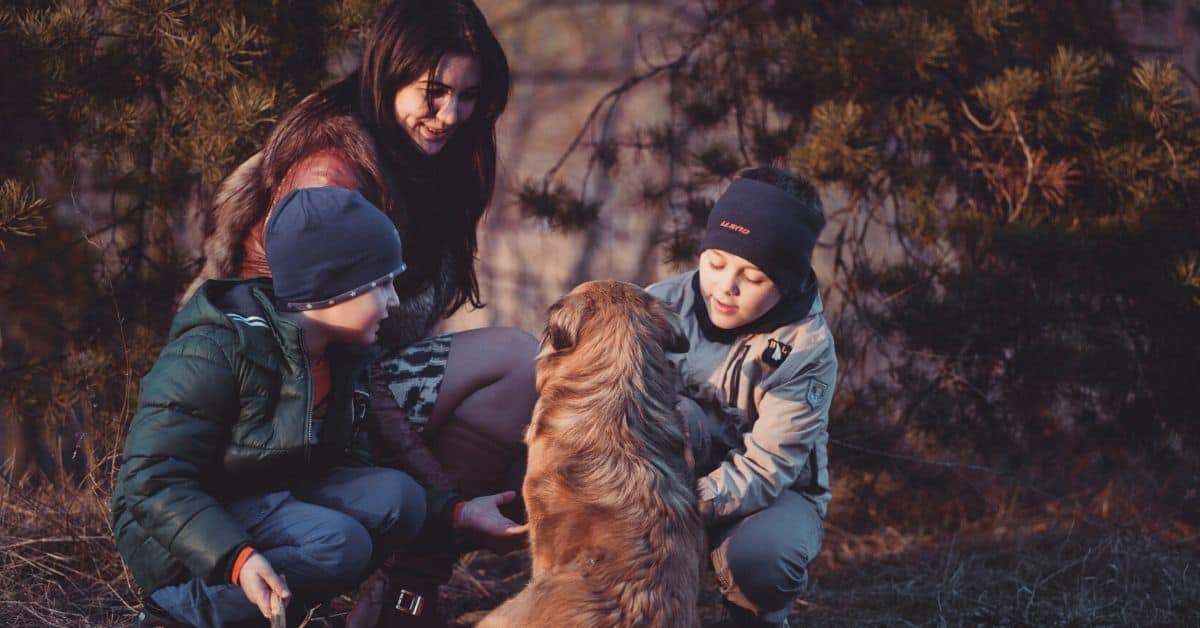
[394,589,424,616]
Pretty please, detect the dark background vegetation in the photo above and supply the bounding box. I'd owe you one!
[1,1,1197,626]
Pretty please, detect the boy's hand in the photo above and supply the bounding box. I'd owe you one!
[238,553,290,619]
[458,491,527,537]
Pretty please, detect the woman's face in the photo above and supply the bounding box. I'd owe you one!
[393,53,482,155]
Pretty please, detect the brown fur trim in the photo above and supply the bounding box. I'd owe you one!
[179,91,458,349]
[257,94,390,215]
[179,93,391,307]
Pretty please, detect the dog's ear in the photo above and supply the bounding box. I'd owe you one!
[543,298,586,352]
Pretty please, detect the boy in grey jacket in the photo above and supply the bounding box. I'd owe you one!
[647,167,835,628]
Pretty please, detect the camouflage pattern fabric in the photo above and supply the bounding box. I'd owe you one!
[375,334,452,432]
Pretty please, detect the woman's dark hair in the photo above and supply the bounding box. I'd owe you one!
[355,0,510,313]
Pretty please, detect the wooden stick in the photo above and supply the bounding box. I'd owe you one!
[269,592,286,628]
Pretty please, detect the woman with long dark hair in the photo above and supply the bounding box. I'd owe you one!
[183,2,534,625]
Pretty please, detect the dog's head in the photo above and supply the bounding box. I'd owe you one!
[529,280,689,445]
[540,280,688,360]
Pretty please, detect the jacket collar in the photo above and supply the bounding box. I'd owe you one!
[174,278,379,374]
[687,270,823,345]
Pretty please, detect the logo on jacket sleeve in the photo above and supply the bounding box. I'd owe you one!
[806,380,829,408]
[761,339,792,367]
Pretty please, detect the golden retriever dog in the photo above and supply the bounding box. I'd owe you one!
[478,280,704,628]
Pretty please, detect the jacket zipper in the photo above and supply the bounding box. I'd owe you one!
[725,340,752,407]
[806,453,826,495]
[297,327,313,462]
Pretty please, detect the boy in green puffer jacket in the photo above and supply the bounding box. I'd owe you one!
[112,187,521,628]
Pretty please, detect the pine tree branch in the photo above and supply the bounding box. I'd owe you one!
[1159,134,1195,209]
[1006,109,1035,223]
[66,179,135,491]
[539,59,680,189]
[960,99,1002,132]
[538,0,758,190]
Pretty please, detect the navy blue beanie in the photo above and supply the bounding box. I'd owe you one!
[266,187,406,311]
[699,177,825,294]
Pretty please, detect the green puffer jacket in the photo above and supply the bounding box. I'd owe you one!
[111,278,381,593]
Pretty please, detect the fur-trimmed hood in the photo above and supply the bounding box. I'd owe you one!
[183,93,388,301]
[182,91,455,349]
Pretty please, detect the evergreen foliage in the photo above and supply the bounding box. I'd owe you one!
[1,0,1196,484]
[2,2,1195,622]
[0,0,385,477]
[526,0,1200,474]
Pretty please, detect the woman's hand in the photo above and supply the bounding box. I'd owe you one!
[238,553,291,619]
[457,491,528,537]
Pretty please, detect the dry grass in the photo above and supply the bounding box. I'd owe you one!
[801,520,1200,627]
[0,470,137,627]
[794,467,1200,627]
[439,469,1200,628]
[440,522,1199,628]
[1,465,1196,627]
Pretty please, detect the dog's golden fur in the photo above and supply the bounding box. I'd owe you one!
[479,280,704,628]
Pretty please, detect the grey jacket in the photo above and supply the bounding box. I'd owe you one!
[648,271,837,521]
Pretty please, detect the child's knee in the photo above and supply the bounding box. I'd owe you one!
[372,469,427,544]
[716,527,814,612]
[314,514,375,584]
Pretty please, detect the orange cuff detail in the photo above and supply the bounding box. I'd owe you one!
[231,546,256,586]
[452,501,466,529]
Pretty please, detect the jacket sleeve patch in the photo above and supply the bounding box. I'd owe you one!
[806,379,830,408]
[761,338,792,367]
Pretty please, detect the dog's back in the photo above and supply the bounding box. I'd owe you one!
[480,281,703,628]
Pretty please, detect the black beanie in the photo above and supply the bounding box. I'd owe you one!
[698,177,825,294]
[266,187,406,311]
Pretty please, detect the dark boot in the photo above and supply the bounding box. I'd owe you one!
[724,600,791,628]
[369,552,456,627]
[346,569,389,628]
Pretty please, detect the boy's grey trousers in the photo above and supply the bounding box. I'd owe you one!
[151,466,425,628]
[682,398,825,625]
